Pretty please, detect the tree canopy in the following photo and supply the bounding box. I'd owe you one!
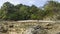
[0,1,60,21]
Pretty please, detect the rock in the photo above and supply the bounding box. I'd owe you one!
[9,25,14,28]
[57,32,60,34]
[24,25,47,34]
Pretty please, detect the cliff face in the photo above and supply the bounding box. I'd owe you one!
[0,21,60,34]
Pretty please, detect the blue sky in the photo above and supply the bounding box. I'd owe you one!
[0,0,60,7]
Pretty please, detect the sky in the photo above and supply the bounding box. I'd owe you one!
[0,0,60,7]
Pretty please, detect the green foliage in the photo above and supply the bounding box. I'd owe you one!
[0,1,60,20]
[44,1,60,17]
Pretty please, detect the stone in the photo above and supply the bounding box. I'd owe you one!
[24,25,47,34]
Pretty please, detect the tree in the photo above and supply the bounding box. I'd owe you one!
[0,2,17,20]
[29,5,39,19]
[44,1,60,16]
[0,1,60,20]
[17,5,30,20]
[43,1,60,20]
